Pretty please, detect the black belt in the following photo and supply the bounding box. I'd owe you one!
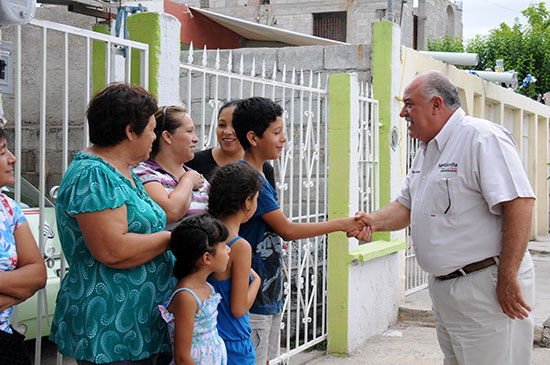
[437,257,498,280]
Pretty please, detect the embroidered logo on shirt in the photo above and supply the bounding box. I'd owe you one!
[439,162,457,173]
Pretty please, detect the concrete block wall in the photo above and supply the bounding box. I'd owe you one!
[0,6,96,188]
[185,0,461,49]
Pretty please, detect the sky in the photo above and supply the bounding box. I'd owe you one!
[461,0,549,41]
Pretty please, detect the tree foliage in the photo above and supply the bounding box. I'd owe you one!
[427,2,550,100]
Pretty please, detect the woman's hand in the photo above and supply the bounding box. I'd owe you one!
[180,170,204,190]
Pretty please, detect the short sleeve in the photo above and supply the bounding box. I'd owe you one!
[254,177,280,217]
[262,161,276,190]
[63,165,129,215]
[396,173,412,209]
[478,130,535,215]
[0,195,26,232]
[133,162,161,185]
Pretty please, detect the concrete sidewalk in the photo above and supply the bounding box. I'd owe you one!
[298,239,550,364]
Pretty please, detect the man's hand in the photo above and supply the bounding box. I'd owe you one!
[496,275,531,320]
[347,212,374,241]
[498,197,534,320]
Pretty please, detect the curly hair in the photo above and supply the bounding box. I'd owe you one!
[232,97,283,150]
[86,83,157,147]
[170,213,229,279]
[208,163,261,220]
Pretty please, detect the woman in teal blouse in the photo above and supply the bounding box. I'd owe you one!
[50,83,176,364]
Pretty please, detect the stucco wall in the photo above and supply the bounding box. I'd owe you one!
[348,253,401,351]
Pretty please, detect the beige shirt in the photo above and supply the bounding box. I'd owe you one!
[396,108,535,276]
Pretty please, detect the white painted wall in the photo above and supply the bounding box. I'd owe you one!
[347,253,401,351]
[157,13,181,106]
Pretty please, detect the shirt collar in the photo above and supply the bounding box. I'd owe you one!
[419,107,465,152]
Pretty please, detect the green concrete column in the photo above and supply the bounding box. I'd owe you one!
[91,24,109,95]
[127,12,161,97]
[327,73,352,356]
[371,21,393,241]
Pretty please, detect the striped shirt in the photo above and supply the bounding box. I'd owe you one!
[133,159,209,231]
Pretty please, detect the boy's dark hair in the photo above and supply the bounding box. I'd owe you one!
[232,97,283,150]
[86,83,157,147]
[152,105,187,156]
[171,213,229,279]
[208,163,262,220]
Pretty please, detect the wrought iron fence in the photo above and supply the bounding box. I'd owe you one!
[3,18,148,364]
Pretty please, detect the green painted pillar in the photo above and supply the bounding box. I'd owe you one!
[92,24,109,95]
[371,21,394,241]
[327,73,352,356]
[127,12,161,98]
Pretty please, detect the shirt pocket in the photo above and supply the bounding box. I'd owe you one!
[423,176,460,216]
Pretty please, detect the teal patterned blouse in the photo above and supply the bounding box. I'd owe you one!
[49,152,176,363]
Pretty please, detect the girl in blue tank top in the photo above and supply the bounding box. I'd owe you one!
[207,163,262,365]
[159,214,231,365]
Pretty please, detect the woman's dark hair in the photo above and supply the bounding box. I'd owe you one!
[218,99,240,119]
[151,105,187,156]
[86,83,157,147]
[208,163,261,220]
[170,213,229,279]
[0,126,6,141]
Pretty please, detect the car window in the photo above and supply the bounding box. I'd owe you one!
[1,178,55,208]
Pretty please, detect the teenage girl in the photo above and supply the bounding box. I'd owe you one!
[207,163,262,365]
[158,214,230,365]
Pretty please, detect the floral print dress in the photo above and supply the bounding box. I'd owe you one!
[0,194,26,334]
[159,283,227,364]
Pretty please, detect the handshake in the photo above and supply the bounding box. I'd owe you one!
[344,212,374,242]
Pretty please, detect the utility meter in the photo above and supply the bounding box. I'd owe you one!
[0,0,36,26]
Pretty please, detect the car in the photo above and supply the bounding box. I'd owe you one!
[3,178,63,340]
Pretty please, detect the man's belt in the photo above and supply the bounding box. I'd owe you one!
[436,257,498,280]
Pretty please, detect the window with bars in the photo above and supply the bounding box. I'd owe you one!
[313,12,347,42]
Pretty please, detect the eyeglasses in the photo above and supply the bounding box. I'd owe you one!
[444,178,451,214]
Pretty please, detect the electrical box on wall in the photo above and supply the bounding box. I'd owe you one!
[0,0,36,26]
[0,41,14,94]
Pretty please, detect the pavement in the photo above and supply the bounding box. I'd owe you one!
[295,238,550,365]
[30,239,550,364]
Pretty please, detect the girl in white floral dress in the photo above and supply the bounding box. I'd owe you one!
[159,214,230,365]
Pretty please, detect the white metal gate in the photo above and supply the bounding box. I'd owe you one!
[180,47,380,363]
[404,133,429,295]
[180,46,330,363]
[356,82,380,221]
[1,18,148,364]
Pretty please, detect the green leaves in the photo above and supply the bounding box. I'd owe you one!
[427,2,550,101]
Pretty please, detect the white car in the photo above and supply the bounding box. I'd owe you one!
[3,179,63,340]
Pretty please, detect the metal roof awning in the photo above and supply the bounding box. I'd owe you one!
[189,6,349,47]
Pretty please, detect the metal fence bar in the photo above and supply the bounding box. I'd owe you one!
[180,55,334,363]
[9,19,150,364]
[404,132,428,295]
